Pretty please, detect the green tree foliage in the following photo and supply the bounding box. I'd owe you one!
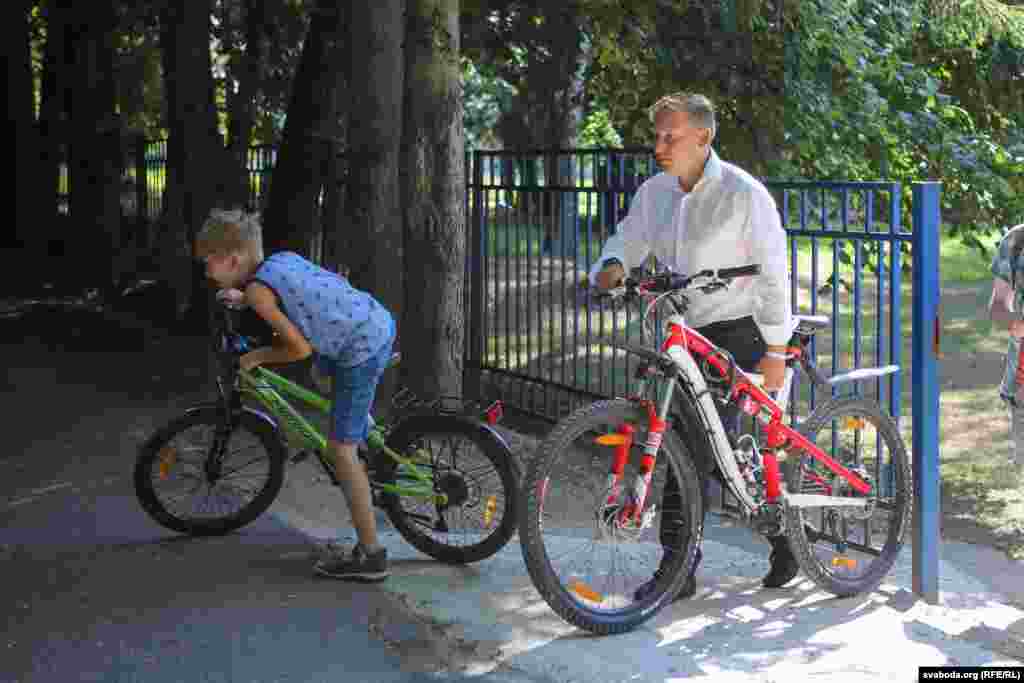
[581,0,1022,250]
[461,57,514,149]
[783,0,1024,251]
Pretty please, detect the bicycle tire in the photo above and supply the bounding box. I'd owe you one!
[134,406,286,536]
[519,399,704,635]
[375,414,521,565]
[785,396,911,597]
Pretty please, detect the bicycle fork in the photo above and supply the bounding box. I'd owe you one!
[599,376,677,529]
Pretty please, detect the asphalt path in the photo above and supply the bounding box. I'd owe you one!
[0,305,496,683]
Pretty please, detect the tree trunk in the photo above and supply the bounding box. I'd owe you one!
[262,0,346,258]
[345,0,405,415]
[38,0,69,231]
[12,0,36,255]
[159,0,224,325]
[401,0,465,400]
[66,0,122,295]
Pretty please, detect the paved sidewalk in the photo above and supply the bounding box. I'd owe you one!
[270,437,1024,682]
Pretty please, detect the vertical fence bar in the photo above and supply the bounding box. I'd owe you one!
[889,185,903,425]
[911,181,941,605]
[466,151,486,402]
[134,134,147,241]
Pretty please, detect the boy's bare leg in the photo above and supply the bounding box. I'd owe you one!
[328,440,381,551]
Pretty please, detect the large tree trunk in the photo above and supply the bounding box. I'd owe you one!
[344,0,405,415]
[12,0,36,258]
[262,0,346,258]
[400,0,465,400]
[38,0,69,232]
[66,0,123,295]
[159,0,224,325]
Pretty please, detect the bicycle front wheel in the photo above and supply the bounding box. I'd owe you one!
[785,396,911,597]
[134,406,286,536]
[375,415,521,565]
[519,398,704,636]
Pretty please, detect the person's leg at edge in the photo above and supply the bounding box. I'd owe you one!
[699,317,799,590]
[330,439,381,552]
[1009,398,1024,468]
[314,340,393,581]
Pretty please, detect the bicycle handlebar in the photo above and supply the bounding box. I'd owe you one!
[717,264,761,280]
[599,264,762,301]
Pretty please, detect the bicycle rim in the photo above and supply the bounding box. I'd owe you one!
[140,411,281,532]
[520,399,702,635]
[380,417,519,564]
[785,397,911,596]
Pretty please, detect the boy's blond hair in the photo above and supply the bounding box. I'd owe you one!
[195,208,264,266]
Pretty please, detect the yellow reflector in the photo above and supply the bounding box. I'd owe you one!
[832,556,857,569]
[842,417,867,430]
[158,445,177,479]
[483,496,497,527]
[569,579,603,603]
[595,434,630,446]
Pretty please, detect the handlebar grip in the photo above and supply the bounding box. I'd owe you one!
[718,264,761,279]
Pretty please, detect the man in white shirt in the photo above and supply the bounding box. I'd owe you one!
[591,92,799,601]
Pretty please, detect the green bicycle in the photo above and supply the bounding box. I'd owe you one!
[133,301,521,565]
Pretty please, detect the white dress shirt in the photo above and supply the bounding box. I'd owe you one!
[588,149,792,346]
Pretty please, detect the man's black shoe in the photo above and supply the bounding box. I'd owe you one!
[762,535,800,588]
[633,548,702,603]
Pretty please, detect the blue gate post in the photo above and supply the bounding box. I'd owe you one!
[911,182,941,605]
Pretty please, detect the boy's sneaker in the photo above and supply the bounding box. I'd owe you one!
[313,544,389,582]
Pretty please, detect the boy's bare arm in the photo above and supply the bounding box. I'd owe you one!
[240,282,313,369]
[989,276,1024,338]
[990,277,1016,324]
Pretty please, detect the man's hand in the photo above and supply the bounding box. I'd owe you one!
[757,350,786,392]
[1011,320,1024,339]
[595,263,626,291]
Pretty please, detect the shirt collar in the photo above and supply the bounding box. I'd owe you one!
[693,148,722,192]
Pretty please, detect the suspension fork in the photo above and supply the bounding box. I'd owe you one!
[617,375,677,524]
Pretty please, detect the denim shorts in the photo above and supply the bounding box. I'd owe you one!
[315,335,394,444]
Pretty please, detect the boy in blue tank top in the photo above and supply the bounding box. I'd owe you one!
[196,209,395,581]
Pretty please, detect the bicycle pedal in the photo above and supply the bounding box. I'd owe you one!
[290,450,311,464]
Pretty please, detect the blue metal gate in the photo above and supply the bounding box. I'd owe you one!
[465,149,941,603]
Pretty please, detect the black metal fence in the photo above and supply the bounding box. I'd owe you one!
[464,149,920,439]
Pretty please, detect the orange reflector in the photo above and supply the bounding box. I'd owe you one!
[595,434,630,446]
[832,556,857,569]
[569,580,603,603]
[158,446,177,479]
[842,417,867,430]
[483,496,497,527]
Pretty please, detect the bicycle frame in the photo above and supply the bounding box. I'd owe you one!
[605,307,875,529]
[659,318,871,511]
[236,366,447,504]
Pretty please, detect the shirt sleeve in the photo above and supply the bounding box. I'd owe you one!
[748,187,792,346]
[588,183,654,286]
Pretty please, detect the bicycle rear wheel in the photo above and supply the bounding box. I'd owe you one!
[519,398,703,635]
[134,406,286,536]
[375,415,520,565]
[784,396,911,597]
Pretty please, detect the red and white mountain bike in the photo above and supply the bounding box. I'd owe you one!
[518,265,911,635]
